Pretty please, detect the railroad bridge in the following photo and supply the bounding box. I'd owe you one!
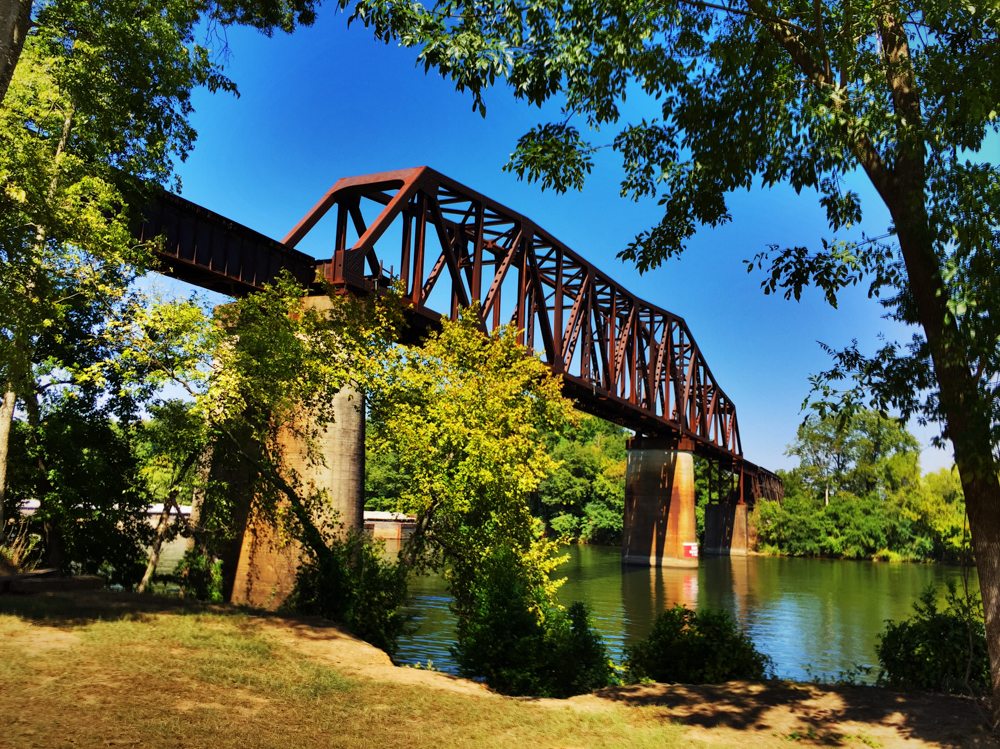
[137,166,782,605]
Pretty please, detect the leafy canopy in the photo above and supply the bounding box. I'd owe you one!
[341,0,999,441]
[367,308,574,577]
[367,311,618,694]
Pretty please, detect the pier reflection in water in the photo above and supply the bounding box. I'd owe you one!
[392,543,979,683]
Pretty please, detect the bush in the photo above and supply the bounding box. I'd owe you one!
[7,403,154,585]
[876,583,988,696]
[626,605,772,683]
[451,544,614,697]
[175,548,224,602]
[287,531,409,655]
[547,601,617,695]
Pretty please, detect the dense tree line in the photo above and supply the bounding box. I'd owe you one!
[755,410,969,562]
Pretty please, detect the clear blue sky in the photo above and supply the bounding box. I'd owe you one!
[162,10,963,473]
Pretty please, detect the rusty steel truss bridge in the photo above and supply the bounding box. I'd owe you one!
[137,166,782,503]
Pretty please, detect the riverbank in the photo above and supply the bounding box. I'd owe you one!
[398,547,980,682]
[0,590,991,748]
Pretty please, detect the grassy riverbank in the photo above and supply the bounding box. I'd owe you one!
[0,591,992,748]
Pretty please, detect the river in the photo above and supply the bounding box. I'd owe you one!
[393,545,980,683]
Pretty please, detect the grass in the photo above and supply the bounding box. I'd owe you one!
[0,593,689,749]
[1,591,989,749]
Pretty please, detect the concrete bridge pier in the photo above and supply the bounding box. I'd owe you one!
[229,295,366,609]
[229,384,366,608]
[703,499,750,556]
[622,437,699,567]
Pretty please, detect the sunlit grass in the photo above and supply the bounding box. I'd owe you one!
[0,593,693,749]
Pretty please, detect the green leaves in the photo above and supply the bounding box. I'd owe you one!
[877,584,988,696]
[747,238,902,308]
[368,309,573,547]
[625,605,772,684]
[504,122,594,193]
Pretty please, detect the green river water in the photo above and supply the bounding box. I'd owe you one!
[394,545,980,683]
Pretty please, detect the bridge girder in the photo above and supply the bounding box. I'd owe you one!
[136,166,783,502]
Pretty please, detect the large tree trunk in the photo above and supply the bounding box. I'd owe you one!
[0,386,15,531]
[896,210,1000,716]
[866,7,1000,718]
[0,0,31,108]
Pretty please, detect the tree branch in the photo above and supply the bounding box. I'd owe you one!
[744,0,895,200]
[673,0,809,36]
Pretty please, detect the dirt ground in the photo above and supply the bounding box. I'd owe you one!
[261,616,992,747]
[1,589,994,748]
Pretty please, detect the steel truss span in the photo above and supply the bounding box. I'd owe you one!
[138,166,781,502]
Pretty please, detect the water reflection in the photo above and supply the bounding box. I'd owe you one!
[393,544,980,683]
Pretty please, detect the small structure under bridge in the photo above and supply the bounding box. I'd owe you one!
[135,166,783,607]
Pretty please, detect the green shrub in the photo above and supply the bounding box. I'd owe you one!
[547,601,618,695]
[451,544,614,697]
[287,531,409,655]
[7,403,154,584]
[175,548,223,602]
[626,605,772,683]
[876,583,988,696]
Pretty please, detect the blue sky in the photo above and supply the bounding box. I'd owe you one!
[162,10,963,473]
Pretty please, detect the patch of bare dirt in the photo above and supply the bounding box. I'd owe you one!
[1,625,80,651]
[257,616,494,697]
[174,689,271,719]
[569,681,994,748]
[258,612,994,748]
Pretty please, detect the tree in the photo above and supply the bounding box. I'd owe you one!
[0,0,319,109]
[537,414,627,544]
[755,410,967,560]
[0,0,314,547]
[0,0,236,545]
[367,310,573,572]
[367,311,612,694]
[787,410,920,503]
[4,392,154,583]
[338,0,1000,712]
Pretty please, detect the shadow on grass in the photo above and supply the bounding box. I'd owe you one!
[598,680,995,747]
[4,590,995,747]
[0,588,342,632]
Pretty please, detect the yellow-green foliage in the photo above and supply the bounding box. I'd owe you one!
[369,308,574,586]
[367,311,616,694]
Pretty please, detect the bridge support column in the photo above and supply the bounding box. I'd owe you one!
[230,384,365,609]
[230,295,366,610]
[703,500,749,556]
[622,437,698,567]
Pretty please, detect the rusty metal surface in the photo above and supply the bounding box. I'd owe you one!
[137,189,317,295]
[140,169,781,501]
